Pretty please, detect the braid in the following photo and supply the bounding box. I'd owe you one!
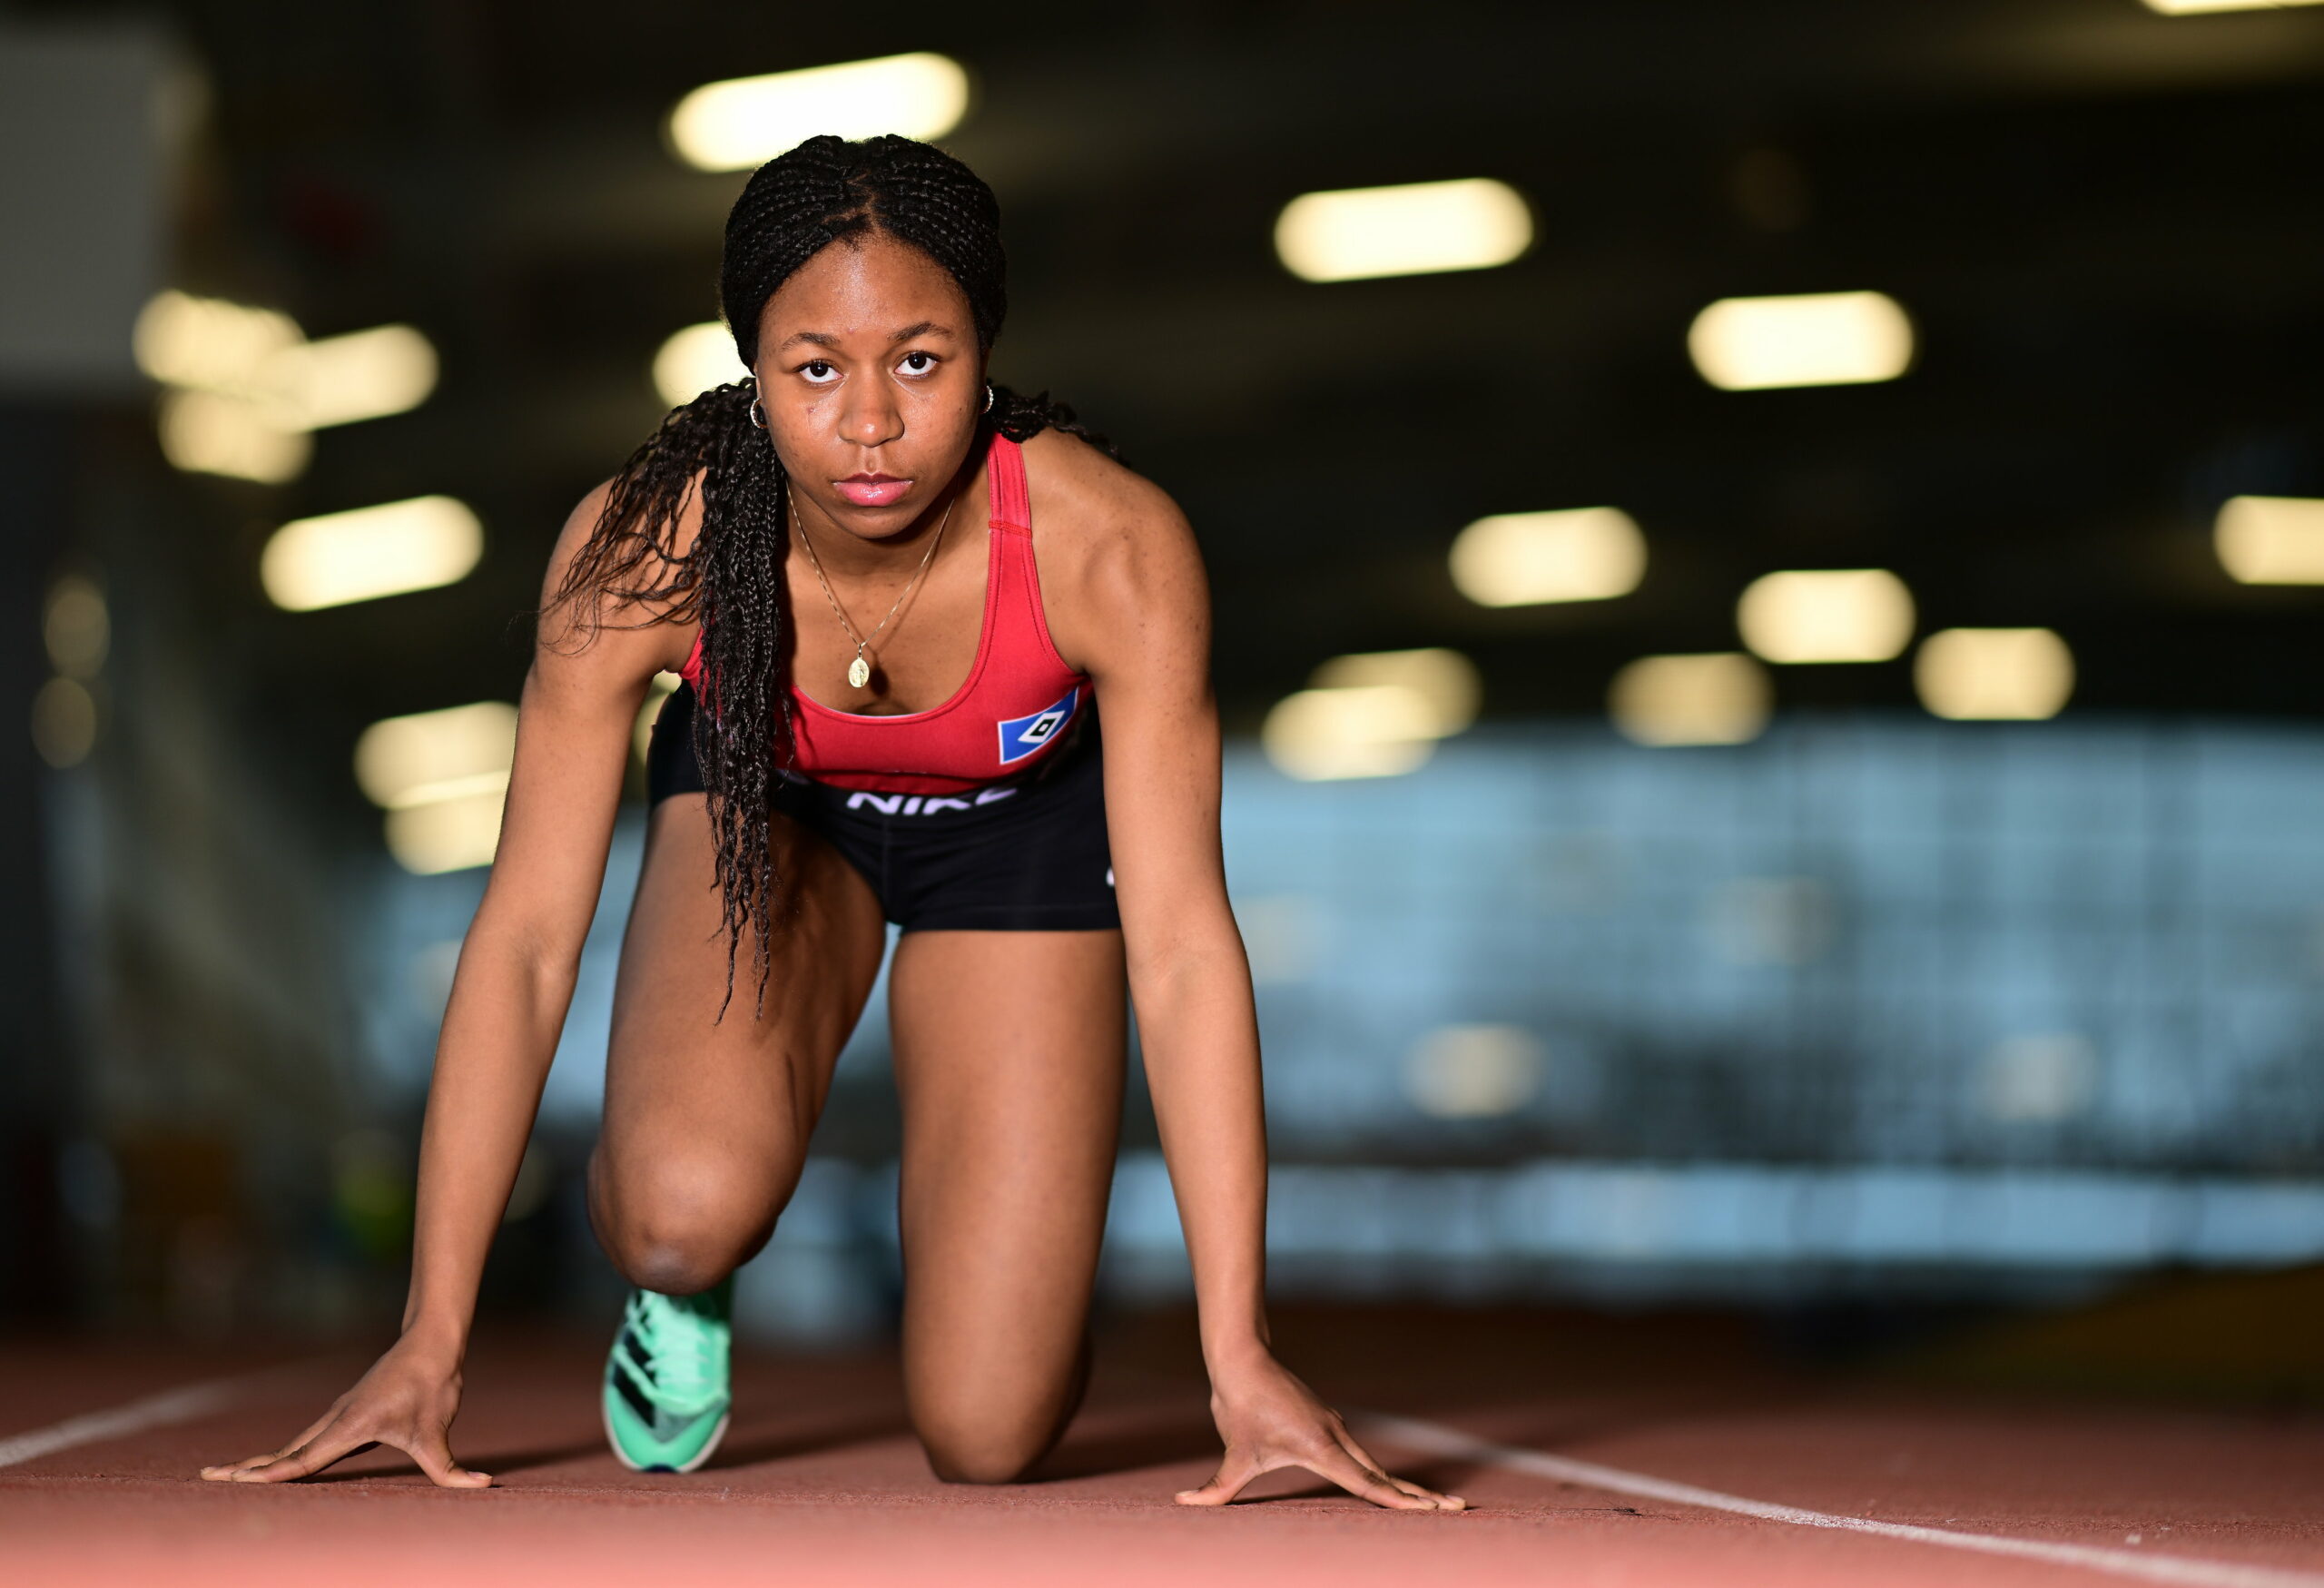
[555,134,1111,1015]
[688,393,793,1015]
[989,383,1119,461]
[544,380,792,1017]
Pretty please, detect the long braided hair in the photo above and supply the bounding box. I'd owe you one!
[548,134,1112,1015]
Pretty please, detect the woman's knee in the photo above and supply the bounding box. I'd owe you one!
[913,1367,1087,1484]
[918,1419,1059,1486]
[590,1149,784,1294]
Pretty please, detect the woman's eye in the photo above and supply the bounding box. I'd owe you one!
[897,351,936,375]
[799,360,837,383]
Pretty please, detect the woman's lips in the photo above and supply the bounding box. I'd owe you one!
[833,475,911,508]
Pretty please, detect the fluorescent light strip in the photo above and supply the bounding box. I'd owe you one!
[1738,568,1916,664]
[275,325,438,429]
[1915,628,2074,721]
[1307,648,1480,735]
[2142,0,2324,15]
[1609,653,1772,747]
[654,322,751,408]
[667,54,970,173]
[1275,179,1531,283]
[261,496,483,611]
[156,390,310,484]
[1689,291,1914,390]
[1451,508,1645,607]
[2216,496,2324,585]
[1261,686,1440,781]
[354,700,518,811]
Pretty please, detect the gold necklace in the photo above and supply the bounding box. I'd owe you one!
[792,484,959,691]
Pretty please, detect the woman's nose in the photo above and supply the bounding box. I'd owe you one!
[841,385,902,448]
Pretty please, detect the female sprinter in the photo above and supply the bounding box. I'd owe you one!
[201,134,1460,1512]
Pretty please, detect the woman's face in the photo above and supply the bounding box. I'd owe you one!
[752,232,985,541]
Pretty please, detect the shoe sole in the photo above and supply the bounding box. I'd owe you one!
[601,1395,731,1475]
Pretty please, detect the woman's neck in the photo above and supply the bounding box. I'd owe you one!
[791,463,980,582]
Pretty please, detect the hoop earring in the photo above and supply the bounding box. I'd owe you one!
[748,396,768,430]
[982,382,995,415]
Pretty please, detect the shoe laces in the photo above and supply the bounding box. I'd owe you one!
[629,1287,728,1413]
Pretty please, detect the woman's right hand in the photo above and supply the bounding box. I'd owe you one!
[200,1334,491,1487]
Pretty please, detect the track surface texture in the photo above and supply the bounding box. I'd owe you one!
[5,1307,2321,1587]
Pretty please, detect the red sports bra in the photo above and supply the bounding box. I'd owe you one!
[678,435,1089,797]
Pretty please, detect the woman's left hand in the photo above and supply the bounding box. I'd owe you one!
[1175,1353,1466,1511]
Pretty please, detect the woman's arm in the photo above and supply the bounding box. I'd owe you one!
[202,484,694,1486]
[1046,436,1461,1513]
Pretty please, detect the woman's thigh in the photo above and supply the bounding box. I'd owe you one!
[888,927,1128,1480]
[588,793,888,1293]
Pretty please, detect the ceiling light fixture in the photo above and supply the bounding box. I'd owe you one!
[1688,291,1914,390]
[1450,508,1646,607]
[667,54,970,173]
[1275,179,1531,283]
[1737,568,1915,664]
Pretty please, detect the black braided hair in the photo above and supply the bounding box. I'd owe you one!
[548,135,1111,1016]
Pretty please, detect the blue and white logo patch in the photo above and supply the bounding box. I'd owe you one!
[998,687,1078,765]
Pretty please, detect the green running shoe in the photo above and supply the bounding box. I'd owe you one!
[602,1280,734,1474]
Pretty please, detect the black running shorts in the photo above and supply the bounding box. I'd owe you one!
[645,681,1121,933]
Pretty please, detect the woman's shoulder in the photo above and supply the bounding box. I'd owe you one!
[1021,425,1173,512]
[1019,429,1206,666]
[1019,428,1191,567]
[536,467,708,674]
[561,466,711,552]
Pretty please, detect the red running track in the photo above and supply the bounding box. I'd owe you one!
[5,1307,2322,1588]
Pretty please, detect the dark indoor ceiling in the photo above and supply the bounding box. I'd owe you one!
[43,0,2324,769]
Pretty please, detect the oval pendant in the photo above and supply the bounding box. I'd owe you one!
[847,655,871,690]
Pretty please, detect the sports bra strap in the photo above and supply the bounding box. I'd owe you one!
[988,433,1030,532]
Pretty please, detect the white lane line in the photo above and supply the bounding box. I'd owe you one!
[0,1370,283,1470]
[1359,1413,2324,1588]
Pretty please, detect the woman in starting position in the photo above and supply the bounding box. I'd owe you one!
[202,133,1460,1511]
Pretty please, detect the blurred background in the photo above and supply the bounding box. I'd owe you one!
[5,0,2324,1393]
